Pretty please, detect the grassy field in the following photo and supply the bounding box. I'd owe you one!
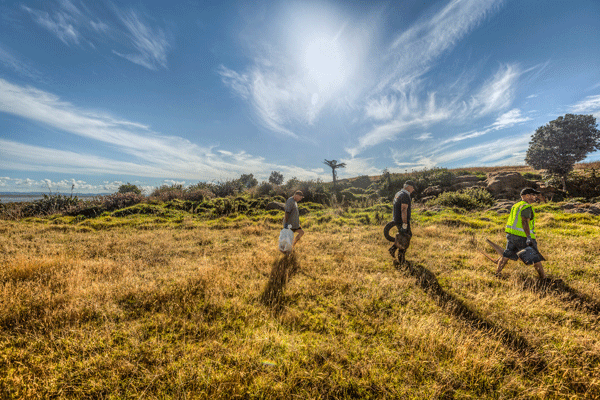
[0,203,599,399]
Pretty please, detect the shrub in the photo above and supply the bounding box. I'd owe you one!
[101,192,145,212]
[427,187,495,211]
[150,185,185,202]
[210,179,243,198]
[184,188,214,202]
[256,182,274,197]
[351,175,372,189]
[21,194,80,217]
[340,189,358,202]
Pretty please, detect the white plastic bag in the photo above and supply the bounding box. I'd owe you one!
[278,228,294,253]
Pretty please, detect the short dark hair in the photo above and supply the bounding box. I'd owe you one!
[404,180,416,188]
[294,190,304,197]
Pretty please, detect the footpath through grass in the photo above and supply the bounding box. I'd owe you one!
[0,205,599,399]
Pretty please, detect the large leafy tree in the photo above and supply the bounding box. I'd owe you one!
[525,114,600,191]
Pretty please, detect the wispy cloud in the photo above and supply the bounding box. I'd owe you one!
[22,4,80,45]
[0,43,40,79]
[0,78,325,182]
[365,96,397,121]
[491,108,531,128]
[390,131,532,170]
[415,132,432,141]
[443,108,530,144]
[570,94,600,114]
[112,9,170,71]
[380,0,503,91]
[471,64,521,116]
[21,1,171,71]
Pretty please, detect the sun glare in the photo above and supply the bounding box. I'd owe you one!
[302,35,347,91]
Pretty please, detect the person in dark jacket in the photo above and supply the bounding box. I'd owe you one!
[388,180,415,258]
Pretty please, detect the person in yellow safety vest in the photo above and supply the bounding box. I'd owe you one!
[496,187,547,279]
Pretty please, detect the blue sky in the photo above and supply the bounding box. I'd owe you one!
[1,0,600,194]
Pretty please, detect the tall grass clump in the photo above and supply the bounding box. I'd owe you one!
[20,194,81,217]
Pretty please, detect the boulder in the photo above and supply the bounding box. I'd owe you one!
[422,185,443,197]
[452,175,480,184]
[450,181,486,191]
[561,203,600,215]
[485,172,536,199]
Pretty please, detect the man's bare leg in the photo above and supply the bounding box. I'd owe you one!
[293,229,304,247]
[533,262,546,279]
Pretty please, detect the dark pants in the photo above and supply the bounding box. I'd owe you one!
[503,233,537,261]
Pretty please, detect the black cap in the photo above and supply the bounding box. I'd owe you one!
[520,187,540,196]
[404,180,416,188]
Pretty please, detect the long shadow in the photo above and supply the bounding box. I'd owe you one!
[394,259,547,372]
[515,275,600,316]
[260,253,299,312]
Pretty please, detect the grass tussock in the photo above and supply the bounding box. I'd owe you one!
[0,205,599,399]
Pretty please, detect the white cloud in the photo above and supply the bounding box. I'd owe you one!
[0,44,40,79]
[335,157,382,179]
[471,64,521,116]
[415,132,432,141]
[380,0,502,91]
[112,9,170,71]
[21,1,171,71]
[365,96,397,121]
[570,95,600,114]
[443,108,530,144]
[492,108,531,128]
[436,132,531,166]
[0,79,330,184]
[90,20,110,33]
[22,4,80,45]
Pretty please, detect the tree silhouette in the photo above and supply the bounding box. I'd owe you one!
[323,159,346,187]
[525,114,600,191]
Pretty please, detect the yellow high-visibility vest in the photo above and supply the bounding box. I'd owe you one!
[505,200,536,238]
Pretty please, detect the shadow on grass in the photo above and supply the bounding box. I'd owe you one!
[394,259,547,372]
[515,275,600,315]
[260,253,299,311]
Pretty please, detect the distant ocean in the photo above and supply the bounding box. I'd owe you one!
[0,193,105,203]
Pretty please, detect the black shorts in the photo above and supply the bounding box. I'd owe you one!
[291,227,302,232]
[503,234,537,261]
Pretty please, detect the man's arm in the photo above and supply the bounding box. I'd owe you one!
[401,203,409,230]
[521,216,534,246]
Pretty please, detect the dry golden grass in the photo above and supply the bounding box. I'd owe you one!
[0,207,599,399]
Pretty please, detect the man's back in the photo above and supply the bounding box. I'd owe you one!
[393,189,411,224]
